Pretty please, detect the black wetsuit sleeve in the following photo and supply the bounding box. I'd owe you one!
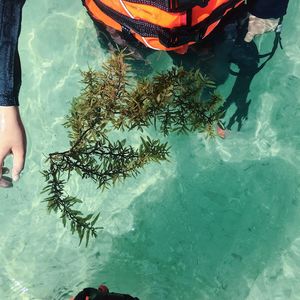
[248,0,290,19]
[0,0,25,106]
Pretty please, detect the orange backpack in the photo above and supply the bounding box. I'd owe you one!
[82,0,244,53]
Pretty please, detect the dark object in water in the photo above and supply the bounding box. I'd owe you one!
[73,285,139,300]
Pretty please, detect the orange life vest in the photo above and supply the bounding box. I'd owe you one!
[82,0,244,53]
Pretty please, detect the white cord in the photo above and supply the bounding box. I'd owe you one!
[118,0,161,50]
[141,37,161,50]
[119,0,134,18]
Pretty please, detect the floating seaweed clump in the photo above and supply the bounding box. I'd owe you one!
[42,52,223,245]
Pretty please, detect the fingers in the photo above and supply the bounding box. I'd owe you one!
[0,147,25,185]
[2,167,9,174]
[0,153,6,178]
[12,147,25,182]
[0,156,12,188]
[244,14,280,43]
[244,32,254,43]
[0,177,12,188]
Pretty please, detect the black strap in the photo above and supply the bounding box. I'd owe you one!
[124,0,209,12]
[255,17,283,73]
[94,0,242,48]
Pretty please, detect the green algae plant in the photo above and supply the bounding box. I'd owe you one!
[42,52,223,245]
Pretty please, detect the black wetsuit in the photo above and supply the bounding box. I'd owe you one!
[0,0,290,106]
[0,0,25,106]
[248,0,290,19]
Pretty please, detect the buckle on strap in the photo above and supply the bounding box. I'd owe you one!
[158,27,205,48]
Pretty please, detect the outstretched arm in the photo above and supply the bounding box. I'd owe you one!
[0,0,26,187]
[245,0,290,42]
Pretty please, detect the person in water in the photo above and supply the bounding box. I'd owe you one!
[0,0,290,187]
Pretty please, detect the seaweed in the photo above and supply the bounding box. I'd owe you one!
[42,51,223,246]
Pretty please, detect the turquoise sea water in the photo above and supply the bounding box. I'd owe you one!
[1,1,300,299]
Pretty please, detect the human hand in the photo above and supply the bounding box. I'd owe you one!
[0,106,26,187]
[244,14,280,43]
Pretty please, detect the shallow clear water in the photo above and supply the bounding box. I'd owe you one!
[1,1,300,299]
